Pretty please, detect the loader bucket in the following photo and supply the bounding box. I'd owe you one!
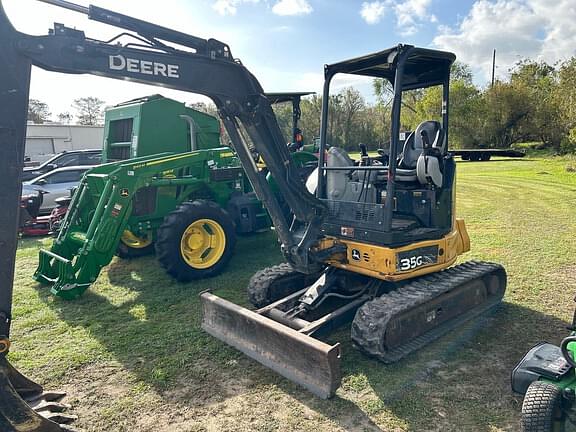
[201,293,342,399]
[0,357,75,431]
[34,249,91,300]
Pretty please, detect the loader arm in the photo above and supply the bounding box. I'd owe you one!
[0,0,325,273]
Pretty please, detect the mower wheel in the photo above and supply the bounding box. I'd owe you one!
[248,263,322,308]
[156,200,236,282]
[521,380,566,432]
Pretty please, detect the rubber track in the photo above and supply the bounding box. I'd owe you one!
[351,261,506,363]
[248,263,308,308]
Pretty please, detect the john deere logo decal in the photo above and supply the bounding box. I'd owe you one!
[120,188,129,197]
[351,249,361,261]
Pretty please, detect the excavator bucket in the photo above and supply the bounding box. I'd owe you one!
[0,357,76,431]
[201,293,342,399]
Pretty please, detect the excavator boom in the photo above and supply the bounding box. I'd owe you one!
[0,1,325,429]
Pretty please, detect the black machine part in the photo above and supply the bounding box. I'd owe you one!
[511,342,573,395]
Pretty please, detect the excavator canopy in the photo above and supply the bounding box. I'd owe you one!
[325,45,456,90]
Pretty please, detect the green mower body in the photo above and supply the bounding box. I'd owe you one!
[513,334,576,431]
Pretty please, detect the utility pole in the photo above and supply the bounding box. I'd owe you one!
[491,49,496,87]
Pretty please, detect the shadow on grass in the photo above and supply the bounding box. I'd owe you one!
[33,242,572,430]
[238,301,571,431]
[32,232,284,399]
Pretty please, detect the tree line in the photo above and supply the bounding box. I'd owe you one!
[28,96,105,126]
[28,56,576,154]
[272,59,576,154]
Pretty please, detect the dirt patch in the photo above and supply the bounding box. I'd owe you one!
[57,360,378,432]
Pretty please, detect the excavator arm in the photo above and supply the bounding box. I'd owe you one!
[0,0,325,271]
[0,1,324,429]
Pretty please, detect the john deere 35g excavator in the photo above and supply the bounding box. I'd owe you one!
[0,0,506,430]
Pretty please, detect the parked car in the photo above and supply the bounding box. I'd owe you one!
[22,166,96,214]
[22,149,102,181]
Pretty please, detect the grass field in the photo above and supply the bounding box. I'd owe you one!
[9,155,576,431]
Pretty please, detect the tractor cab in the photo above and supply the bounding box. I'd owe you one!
[265,92,314,151]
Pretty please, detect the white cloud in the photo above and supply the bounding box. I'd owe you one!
[394,0,434,35]
[272,0,313,16]
[360,1,388,25]
[433,0,576,82]
[212,0,259,16]
[360,0,435,34]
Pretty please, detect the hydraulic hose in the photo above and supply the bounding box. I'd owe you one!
[560,336,576,368]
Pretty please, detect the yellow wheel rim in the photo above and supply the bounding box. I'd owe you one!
[180,219,226,269]
[121,230,152,249]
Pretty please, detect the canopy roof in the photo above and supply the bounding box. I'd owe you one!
[325,45,455,90]
[265,92,315,105]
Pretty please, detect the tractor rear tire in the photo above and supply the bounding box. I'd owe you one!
[521,381,566,432]
[156,200,236,282]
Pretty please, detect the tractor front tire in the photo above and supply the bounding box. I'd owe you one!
[521,381,566,432]
[117,242,155,259]
[116,231,155,259]
[156,200,236,282]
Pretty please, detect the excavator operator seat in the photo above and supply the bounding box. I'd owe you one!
[414,120,445,187]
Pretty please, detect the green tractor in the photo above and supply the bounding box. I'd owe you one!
[35,93,316,299]
[512,306,576,431]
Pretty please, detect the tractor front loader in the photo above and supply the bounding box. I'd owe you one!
[34,149,249,299]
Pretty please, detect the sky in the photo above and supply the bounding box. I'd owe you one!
[3,0,576,119]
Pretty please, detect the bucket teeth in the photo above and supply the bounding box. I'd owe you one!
[0,357,75,431]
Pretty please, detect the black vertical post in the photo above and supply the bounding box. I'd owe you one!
[491,49,496,88]
[317,68,332,199]
[382,46,408,232]
[0,4,32,345]
[443,78,450,146]
[292,95,301,144]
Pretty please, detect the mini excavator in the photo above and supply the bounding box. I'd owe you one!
[0,0,506,429]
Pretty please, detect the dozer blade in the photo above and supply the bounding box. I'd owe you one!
[201,293,342,399]
[0,357,76,431]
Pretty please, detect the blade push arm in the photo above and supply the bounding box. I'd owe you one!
[0,0,325,270]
